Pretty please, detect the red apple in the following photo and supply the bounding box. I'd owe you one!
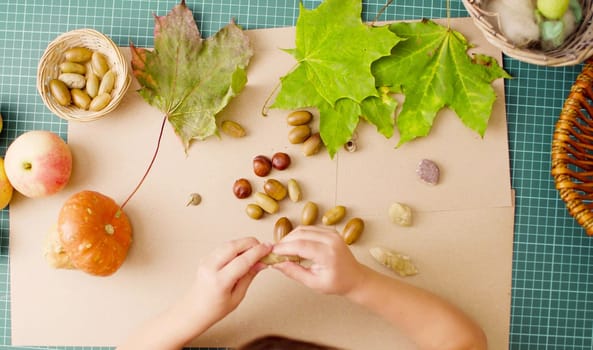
[4,130,73,198]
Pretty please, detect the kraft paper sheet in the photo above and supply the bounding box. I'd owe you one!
[10,18,514,349]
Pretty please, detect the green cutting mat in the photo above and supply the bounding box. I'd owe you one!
[1,1,592,349]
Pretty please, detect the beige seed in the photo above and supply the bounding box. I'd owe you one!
[89,93,111,111]
[254,192,279,214]
[91,51,109,78]
[58,73,86,89]
[86,72,99,98]
[287,178,302,202]
[98,70,115,95]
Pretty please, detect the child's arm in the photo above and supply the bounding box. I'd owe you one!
[272,226,487,350]
[116,237,272,350]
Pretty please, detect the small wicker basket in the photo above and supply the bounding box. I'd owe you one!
[462,0,593,67]
[37,28,131,122]
[552,58,593,235]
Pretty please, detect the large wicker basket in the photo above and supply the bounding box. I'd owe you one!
[552,58,593,235]
[462,0,593,67]
[37,28,131,121]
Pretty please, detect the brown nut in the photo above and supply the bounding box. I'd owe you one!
[271,152,291,170]
[273,217,293,242]
[287,110,313,126]
[322,205,346,225]
[59,61,86,74]
[263,179,287,201]
[288,125,311,144]
[71,88,91,110]
[254,192,279,214]
[341,217,365,245]
[64,47,93,62]
[221,120,246,138]
[253,155,272,177]
[303,132,322,156]
[287,178,302,202]
[301,201,319,225]
[49,79,72,106]
[233,178,252,199]
[245,204,264,220]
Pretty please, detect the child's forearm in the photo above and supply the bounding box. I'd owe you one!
[345,265,487,350]
[116,289,210,350]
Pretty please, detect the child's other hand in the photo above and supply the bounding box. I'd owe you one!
[271,226,366,296]
[189,237,272,326]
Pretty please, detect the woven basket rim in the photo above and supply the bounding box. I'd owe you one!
[37,28,131,122]
[551,58,593,236]
[461,0,593,67]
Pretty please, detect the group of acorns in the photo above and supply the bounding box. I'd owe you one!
[231,148,364,245]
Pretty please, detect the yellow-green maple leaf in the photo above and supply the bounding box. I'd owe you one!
[130,0,253,151]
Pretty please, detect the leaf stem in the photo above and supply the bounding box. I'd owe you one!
[261,79,282,117]
[121,114,168,209]
[371,0,394,25]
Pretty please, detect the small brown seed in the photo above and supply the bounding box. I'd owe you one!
[287,178,302,202]
[344,139,357,152]
[221,120,246,138]
[273,217,293,242]
[263,179,287,201]
[271,152,291,170]
[49,79,71,106]
[64,47,93,62]
[301,201,319,225]
[233,178,252,199]
[288,125,311,144]
[253,155,272,177]
[245,204,264,220]
[303,132,322,156]
[254,192,279,214]
[287,110,313,126]
[70,88,91,110]
[322,205,346,225]
[341,217,365,245]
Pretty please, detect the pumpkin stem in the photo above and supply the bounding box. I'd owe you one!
[121,114,168,209]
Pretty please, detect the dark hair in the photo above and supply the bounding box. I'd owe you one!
[237,335,339,350]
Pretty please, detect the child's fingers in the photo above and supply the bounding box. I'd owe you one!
[272,239,327,261]
[221,242,272,283]
[279,225,339,245]
[205,237,262,269]
[272,261,317,288]
[231,265,261,299]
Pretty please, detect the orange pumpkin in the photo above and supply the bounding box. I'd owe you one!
[58,190,132,276]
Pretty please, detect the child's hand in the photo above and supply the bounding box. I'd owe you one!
[271,226,367,296]
[188,237,272,327]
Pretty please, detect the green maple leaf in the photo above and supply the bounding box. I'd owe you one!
[130,0,253,151]
[372,19,511,146]
[271,0,400,157]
